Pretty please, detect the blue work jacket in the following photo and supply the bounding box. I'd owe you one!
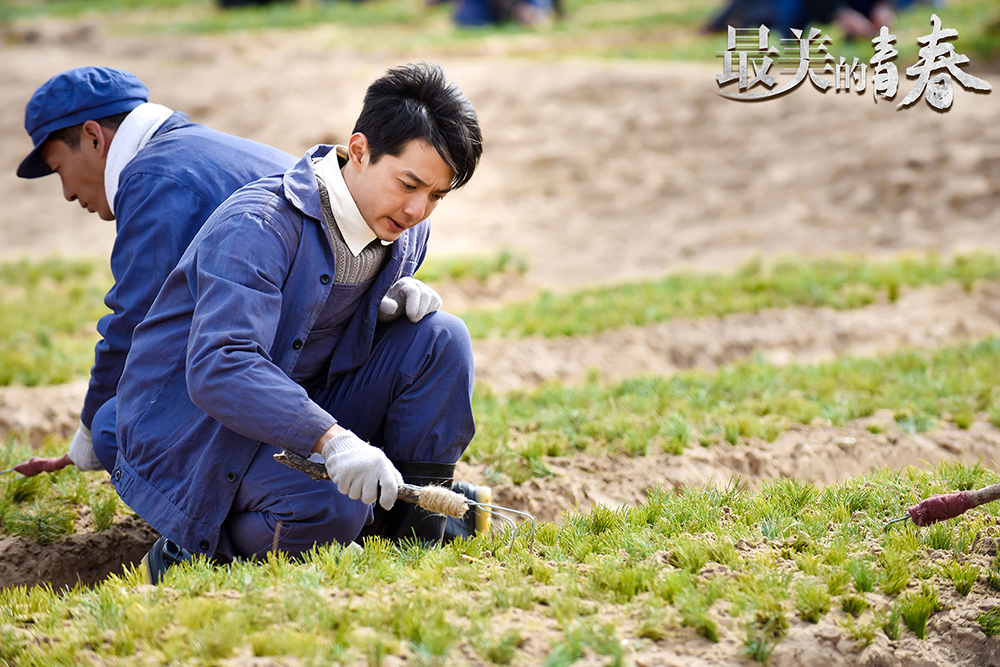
[82,112,295,429]
[113,145,431,556]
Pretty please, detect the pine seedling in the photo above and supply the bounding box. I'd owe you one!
[5,501,74,545]
[249,629,323,660]
[987,556,1000,592]
[940,561,979,597]
[845,558,880,593]
[675,586,721,642]
[822,567,852,596]
[4,473,44,505]
[637,601,672,641]
[54,469,88,505]
[840,593,868,617]
[899,583,938,639]
[667,535,711,573]
[794,578,830,623]
[838,612,879,647]
[978,608,1000,636]
[936,459,990,492]
[923,523,953,551]
[90,490,118,532]
[950,411,975,429]
[741,612,785,664]
[470,625,522,665]
[879,545,914,596]
[876,602,903,641]
[659,414,692,454]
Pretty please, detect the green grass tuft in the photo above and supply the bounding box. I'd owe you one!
[417,249,529,284]
[0,464,998,664]
[89,490,119,533]
[940,561,980,597]
[898,583,939,640]
[794,578,831,624]
[469,337,1000,482]
[840,593,868,617]
[979,608,1000,636]
[5,502,75,545]
[461,252,1000,339]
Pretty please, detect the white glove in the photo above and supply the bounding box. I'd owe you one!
[321,430,403,510]
[68,422,103,471]
[378,277,442,323]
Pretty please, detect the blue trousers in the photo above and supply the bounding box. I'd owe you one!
[93,311,475,559]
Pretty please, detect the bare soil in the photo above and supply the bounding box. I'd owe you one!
[1,16,1000,665]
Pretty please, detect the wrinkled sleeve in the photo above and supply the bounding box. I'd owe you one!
[184,211,335,456]
[81,174,209,429]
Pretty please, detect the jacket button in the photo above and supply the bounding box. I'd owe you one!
[292,339,303,350]
[199,540,209,552]
[320,274,331,285]
[226,472,237,483]
[114,470,121,481]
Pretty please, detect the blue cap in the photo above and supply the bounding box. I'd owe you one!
[18,67,149,179]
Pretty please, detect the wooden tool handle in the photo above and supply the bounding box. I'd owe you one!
[970,481,1000,508]
[272,450,464,515]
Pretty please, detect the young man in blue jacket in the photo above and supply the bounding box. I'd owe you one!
[17,67,296,474]
[110,62,485,581]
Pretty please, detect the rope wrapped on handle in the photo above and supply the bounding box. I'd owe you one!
[908,491,975,527]
[273,450,470,518]
[3,453,74,477]
[887,481,1000,529]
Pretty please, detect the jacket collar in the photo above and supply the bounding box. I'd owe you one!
[282,144,333,222]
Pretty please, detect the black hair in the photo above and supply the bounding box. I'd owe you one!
[47,111,131,150]
[353,62,482,189]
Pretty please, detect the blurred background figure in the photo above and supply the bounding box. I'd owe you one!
[448,0,562,27]
[216,0,292,8]
[702,0,935,39]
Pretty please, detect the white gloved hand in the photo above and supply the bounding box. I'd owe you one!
[378,277,442,323]
[68,422,103,471]
[321,430,403,510]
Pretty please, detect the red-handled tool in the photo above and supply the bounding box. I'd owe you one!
[885,481,1000,530]
[0,453,73,477]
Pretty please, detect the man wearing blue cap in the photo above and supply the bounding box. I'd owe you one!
[18,67,296,474]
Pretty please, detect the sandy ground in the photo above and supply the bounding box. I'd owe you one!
[1,15,1000,666]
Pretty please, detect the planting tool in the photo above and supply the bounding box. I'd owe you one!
[885,481,1000,531]
[274,449,535,550]
[0,453,73,477]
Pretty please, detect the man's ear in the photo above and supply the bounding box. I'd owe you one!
[346,133,369,173]
[81,120,113,159]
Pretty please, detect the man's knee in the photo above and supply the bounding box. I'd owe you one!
[412,311,474,371]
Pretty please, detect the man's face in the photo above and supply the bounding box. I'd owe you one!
[41,126,112,221]
[345,137,454,242]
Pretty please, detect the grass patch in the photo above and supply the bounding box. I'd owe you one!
[4,502,76,545]
[793,578,831,623]
[0,465,995,664]
[462,251,1000,339]
[0,434,119,542]
[898,583,938,639]
[416,249,529,284]
[0,256,111,387]
[940,561,980,597]
[2,0,997,65]
[470,337,1000,481]
[7,252,1000,388]
[0,250,523,389]
[979,608,1000,636]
